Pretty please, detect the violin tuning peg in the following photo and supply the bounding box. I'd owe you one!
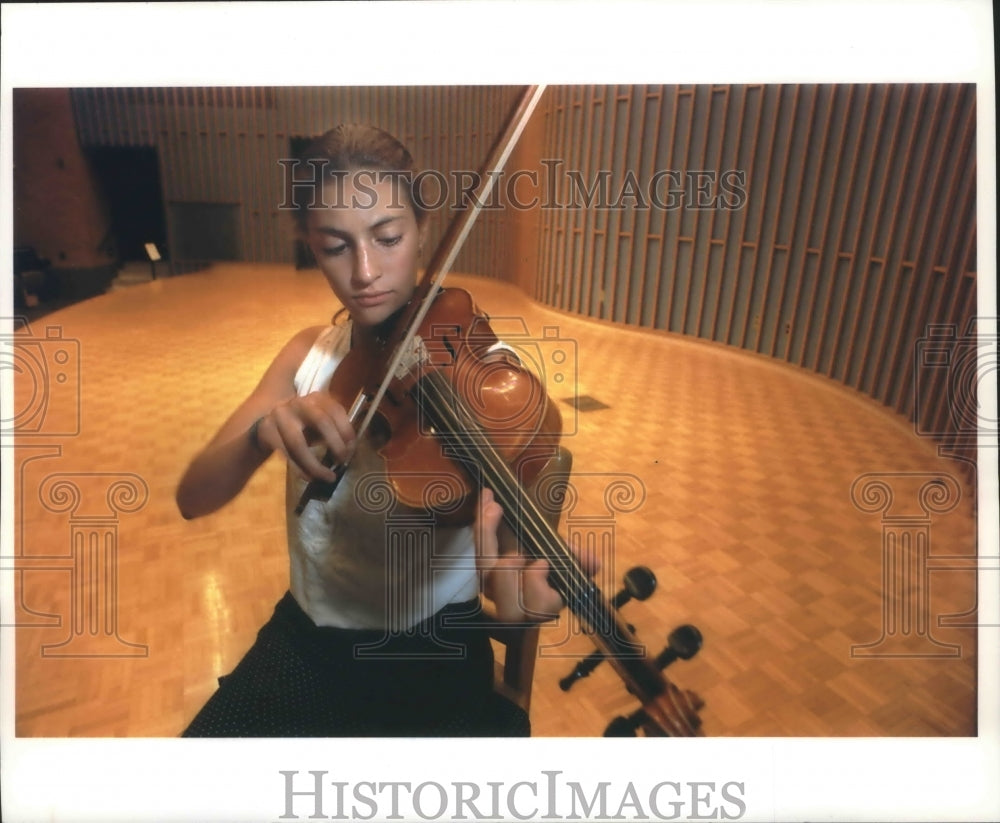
[611,565,657,608]
[558,624,636,691]
[604,709,648,737]
[558,650,600,691]
[668,624,703,659]
[653,624,703,670]
[624,565,657,600]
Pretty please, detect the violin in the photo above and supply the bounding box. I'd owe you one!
[296,86,705,737]
[319,284,563,525]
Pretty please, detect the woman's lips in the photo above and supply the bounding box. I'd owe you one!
[354,291,392,309]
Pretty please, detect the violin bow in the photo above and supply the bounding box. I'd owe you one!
[297,85,546,512]
[352,84,546,449]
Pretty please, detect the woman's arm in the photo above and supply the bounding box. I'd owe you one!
[175,326,355,520]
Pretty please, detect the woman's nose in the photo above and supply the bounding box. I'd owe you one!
[353,244,377,285]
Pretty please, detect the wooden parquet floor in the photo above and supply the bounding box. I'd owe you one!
[9,263,981,738]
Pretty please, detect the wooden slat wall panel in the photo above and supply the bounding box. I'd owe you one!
[534,83,978,459]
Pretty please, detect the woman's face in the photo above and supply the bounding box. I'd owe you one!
[305,170,424,330]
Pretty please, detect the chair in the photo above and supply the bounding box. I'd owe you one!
[485,446,573,714]
[489,618,541,713]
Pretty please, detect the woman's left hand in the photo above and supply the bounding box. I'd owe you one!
[474,488,598,623]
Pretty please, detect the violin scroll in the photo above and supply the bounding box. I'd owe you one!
[600,628,706,737]
[604,635,706,737]
[605,683,706,737]
[556,564,705,736]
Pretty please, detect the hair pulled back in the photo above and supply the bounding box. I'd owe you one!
[290,124,425,232]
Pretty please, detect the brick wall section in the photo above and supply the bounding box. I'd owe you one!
[13,88,112,271]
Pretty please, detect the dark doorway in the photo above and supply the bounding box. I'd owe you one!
[86,146,168,262]
[170,202,240,262]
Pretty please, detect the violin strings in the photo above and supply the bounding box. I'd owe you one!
[418,371,634,652]
[419,371,590,591]
[425,376,669,703]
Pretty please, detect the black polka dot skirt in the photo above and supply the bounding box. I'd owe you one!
[182,592,529,737]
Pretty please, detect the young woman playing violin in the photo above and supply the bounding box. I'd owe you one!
[176,124,584,737]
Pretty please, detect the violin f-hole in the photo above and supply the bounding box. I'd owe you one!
[440,333,458,362]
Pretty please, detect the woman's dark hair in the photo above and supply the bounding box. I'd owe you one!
[290,124,426,233]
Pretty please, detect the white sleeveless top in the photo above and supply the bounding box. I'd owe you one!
[286,323,480,630]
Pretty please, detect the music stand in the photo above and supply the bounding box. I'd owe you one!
[144,242,161,279]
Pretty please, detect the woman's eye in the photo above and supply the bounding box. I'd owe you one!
[377,235,402,248]
[322,244,348,257]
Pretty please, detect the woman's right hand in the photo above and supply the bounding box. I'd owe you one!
[176,326,343,520]
[254,391,357,482]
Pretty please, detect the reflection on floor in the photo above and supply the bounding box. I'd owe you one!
[12,263,978,737]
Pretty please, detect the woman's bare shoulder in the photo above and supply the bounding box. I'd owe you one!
[276,325,332,362]
[248,325,331,390]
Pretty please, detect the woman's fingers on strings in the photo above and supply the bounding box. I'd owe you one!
[577,542,601,578]
[476,488,564,622]
[475,488,504,570]
[518,559,563,620]
[476,489,519,620]
[483,556,561,623]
